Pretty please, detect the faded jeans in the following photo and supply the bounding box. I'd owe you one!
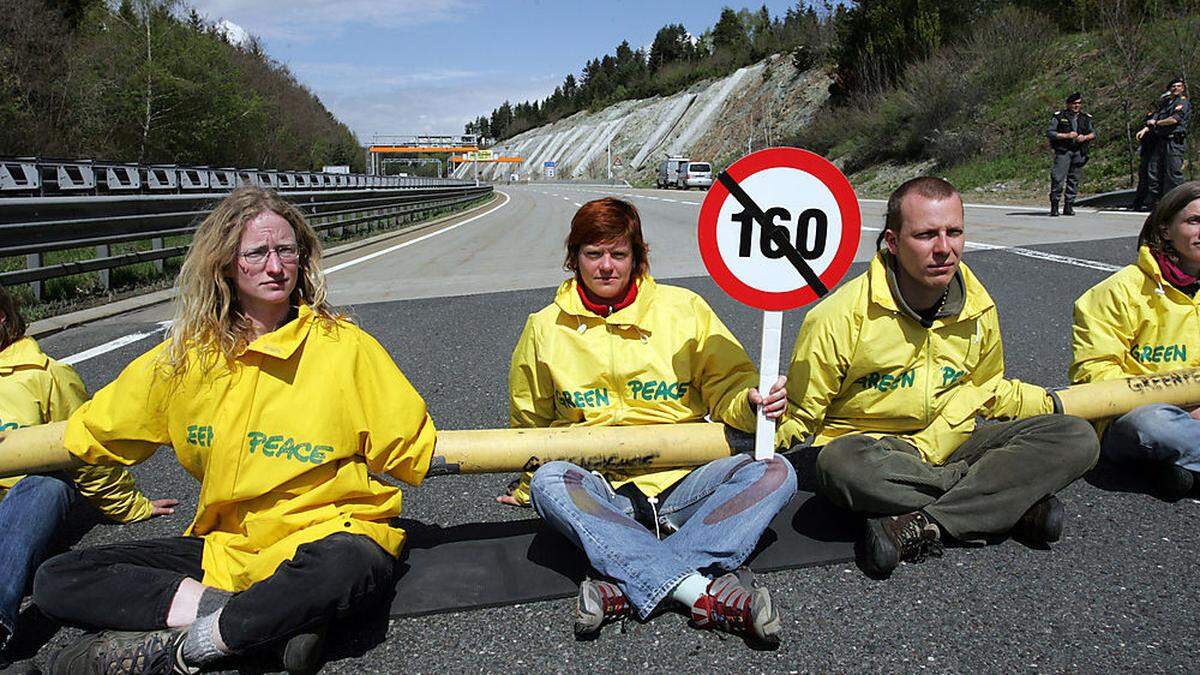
[529,454,796,618]
[0,474,79,649]
[1103,403,1200,472]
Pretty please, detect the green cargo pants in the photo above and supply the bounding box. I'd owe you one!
[815,415,1098,541]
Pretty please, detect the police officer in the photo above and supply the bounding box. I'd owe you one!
[1047,92,1095,216]
[1132,91,1171,211]
[1137,77,1191,207]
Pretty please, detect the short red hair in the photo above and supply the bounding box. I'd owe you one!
[564,198,650,279]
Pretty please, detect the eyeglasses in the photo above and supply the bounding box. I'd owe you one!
[239,245,300,266]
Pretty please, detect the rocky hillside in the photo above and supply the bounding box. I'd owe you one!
[460,53,829,185]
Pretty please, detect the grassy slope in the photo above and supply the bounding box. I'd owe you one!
[823,15,1199,202]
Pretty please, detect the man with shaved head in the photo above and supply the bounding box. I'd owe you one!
[779,176,1098,577]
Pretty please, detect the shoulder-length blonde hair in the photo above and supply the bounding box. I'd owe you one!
[163,186,340,376]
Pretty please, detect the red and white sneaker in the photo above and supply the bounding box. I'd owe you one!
[574,579,630,637]
[690,568,781,645]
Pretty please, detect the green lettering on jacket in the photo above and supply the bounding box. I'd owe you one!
[625,380,689,401]
[854,370,917,392]
[1130,343,1189,363]
[243,431,329,465]
[186,424,214,447]
[556,387,611,409]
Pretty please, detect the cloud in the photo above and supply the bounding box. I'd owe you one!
[323,74,560,139]
[187,0,476,42]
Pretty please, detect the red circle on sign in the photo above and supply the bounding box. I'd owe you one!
[697,147,861,311]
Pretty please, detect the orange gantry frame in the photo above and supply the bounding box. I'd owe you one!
[448,156,524,163]
[369,145,480,154]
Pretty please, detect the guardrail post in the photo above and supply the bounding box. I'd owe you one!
[25,253,42,301]
[96,244,110,291]
[334,212,344,238]
[151,237,164,273]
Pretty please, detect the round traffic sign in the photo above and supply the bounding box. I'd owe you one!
[697,147,861,311]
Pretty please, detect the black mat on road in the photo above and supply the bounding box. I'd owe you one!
[389,488,859,618]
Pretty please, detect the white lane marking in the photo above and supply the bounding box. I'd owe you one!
[62,321,172,365]
[63,192,513,365]
[860,225,1120,272]
[573,202,582,207]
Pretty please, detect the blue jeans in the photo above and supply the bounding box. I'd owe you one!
[1103,403,1200,472]
[0,474,79,648]
[530,454,797,618]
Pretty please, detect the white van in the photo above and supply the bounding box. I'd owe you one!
[680,161,713,190]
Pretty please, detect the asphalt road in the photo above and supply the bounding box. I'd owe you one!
[7,184,1196,673]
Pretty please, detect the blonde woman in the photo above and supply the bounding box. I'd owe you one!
[34,187,437,674]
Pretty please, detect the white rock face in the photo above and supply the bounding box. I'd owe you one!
[466,53,831,184]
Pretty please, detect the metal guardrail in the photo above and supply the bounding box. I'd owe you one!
[0,158,492,298]
[0,157,458,197]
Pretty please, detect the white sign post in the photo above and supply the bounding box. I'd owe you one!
[697,147,861,460]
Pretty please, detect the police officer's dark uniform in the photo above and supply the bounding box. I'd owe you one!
[1047,92,1095,217]
[1140,77,1191,207]
[1132,92,1171,211]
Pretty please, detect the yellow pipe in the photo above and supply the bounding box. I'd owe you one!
[4,368,1200,479]
[0,421,79,477]
[0,421,748,479]
[427,423,750,476]
[1056,368,1200,421]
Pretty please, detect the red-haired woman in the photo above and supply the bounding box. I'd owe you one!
[503,197,796,644]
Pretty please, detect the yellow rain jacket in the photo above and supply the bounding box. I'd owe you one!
[0,337,151,523]
[779,252,1052,465]
[65,306,436,591]
[1071,246,1200,431]
[508,276,758,504]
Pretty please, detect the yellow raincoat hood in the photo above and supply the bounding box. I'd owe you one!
[65,306,436,591]
[508,276,758,502]
[780,252,1052,465]
[0,337,152,523]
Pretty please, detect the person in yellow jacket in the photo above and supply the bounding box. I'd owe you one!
[0,286,174,665]
[1071,181,1200,500]
[503,197,796,645]
[780,177,1098,577]
[33,187,437,675]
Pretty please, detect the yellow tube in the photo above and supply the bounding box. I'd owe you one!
[6,367,1198,480]
[0,421,78,477]
[1056,368,1200,421]
[428,423,751,476]
[0,420,749,479]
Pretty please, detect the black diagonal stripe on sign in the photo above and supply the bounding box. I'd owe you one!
[716,171,828,297]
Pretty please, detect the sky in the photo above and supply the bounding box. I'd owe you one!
[185,0,805,142]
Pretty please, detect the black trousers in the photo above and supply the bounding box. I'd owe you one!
[33,532,395,653]
[1146,136,1187,203]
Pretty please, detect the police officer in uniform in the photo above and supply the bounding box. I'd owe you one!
[1047,92,1095,216]
[1132,91,1171,211]
[1137,77,1191,207]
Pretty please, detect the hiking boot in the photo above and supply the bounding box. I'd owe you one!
[281,626,326,675]
[861,511,943,576]
[1063,202,1075,216]
[574,579,629,637]
[48,629,187,675]
[1050,200,1060,217]
[690,568,780,645]
[1151,462,1195,501]
[1012,495,1064,544]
